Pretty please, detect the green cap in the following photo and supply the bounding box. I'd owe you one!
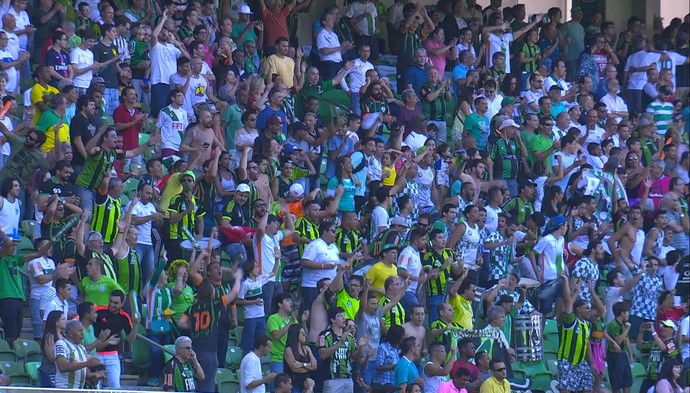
[501,97,516,107]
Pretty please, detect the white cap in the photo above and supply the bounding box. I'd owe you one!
[289,183,304,198]
[499,119,520,130]
[237,183,251,193]
[239,4,253,14]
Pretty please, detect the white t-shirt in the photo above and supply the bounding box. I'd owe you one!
[253,230,284,282]
[301,238,340,288]
[150,42,182,85]
[372,205,390,236]
[7,8,29,50]
[578,124,605,145]
[130,200,157,245]
[0,115,13,156]
[552,151,577,192]
[680,316,689,362]
[415,166,435,209]
[521,89,545,113]
[1,30,19,59]
[169,73,209,119]
[156,105,188,151]
[239,351,264,393]
[604,286,623,324]
[344,1,377,36]
[27,256,55,300]
[317,29,342,63]
[532,233,565,282]
[70,47,94,88]
[600,94,628,123]
[656,51,687,92]
[43,296,69,321]
[0,48,18,93]
[404,132,427,153]
[398,245,422,292]
[341,58,374,93]
[488,32,513,73]
[485,205,502,233]
[534,176,547,212]
[238,276,270,319]
[624,51,662,90]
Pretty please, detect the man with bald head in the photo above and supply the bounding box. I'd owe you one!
[1,14,19,59]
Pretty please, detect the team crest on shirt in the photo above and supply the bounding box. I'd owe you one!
[100,284,106,292]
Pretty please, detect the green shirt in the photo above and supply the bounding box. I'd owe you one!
[558,312,590,365]
[490,137,520,180]
[0,255,25,300]
[116,248,141,293]
[222,103,245,151]
[163,356,196,392]
[0,132,51,185]
[80,275,123,306]
[167,283,195,323]
[318,328,357,379]
[421,81,448,121]
[606,319,628,353]
[296,80,333,118]
[82,324,97,355]
[231,23,257,47]
[76,148,126,191]
[267,313,291,362]
[531,134,553,166]
[464,112,490,150]
[520,129,537,164]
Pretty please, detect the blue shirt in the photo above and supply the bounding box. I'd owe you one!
[326,135,355,178]
[538,38,562,69]
[403,66,428,94]
[256,107,288,135]
[550,101,567,119]
[394,356,419,387]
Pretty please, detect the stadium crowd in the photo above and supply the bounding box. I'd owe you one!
[0,0,687,392]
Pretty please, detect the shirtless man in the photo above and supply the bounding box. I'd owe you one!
[403,305,427,357]
[182,105,223,170]
[451,159,507,206]
[607,204,645,277]
[307,277,333,343]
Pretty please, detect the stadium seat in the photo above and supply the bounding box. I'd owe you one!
[163,344,176,364]
[543,319,558,336]
[543,350,558,362]
[216,368,239,393]
[517,361,552,392]
[225,346,243,369]
[0,340,17,363]
[131,325,151,368]
[260,355,271,375]
[0,361,31,385]
[234,326,244,345]
[13,339,42,363]
[20,220,37,239]
[25,362,40,386]
[546,359,558,376]
[543,336,559,355]
[631,362,646,378]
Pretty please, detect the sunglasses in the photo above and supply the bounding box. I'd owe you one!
[493,367,506,372]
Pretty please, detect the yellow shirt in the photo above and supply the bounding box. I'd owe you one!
[42,123,70,153]
[265,54,296,89]
[382,165,396,186]
[450,295,473,329]
[365,261,398,299]
[480,376,510,393]
[31,84,60,124]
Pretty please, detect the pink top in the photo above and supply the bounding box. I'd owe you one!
[438,380,469,393]
[655,379,683,393]
[425,40,447,73]
[637,175,670,211]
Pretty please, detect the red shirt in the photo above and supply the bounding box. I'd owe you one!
[656,306,686,336]
[451,359,480,387]
[262,7,290,50]
[113,104,141,150]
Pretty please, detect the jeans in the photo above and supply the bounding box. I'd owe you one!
[537,279,562,316]
[29,297,44,339]
[135,244,156,289]
[96,352,121,389]
[350,93,362,116]
[241,317,266,353]
[78,186,96,226]
[400,291,420,318]
[223,242,247,265]
[132,78,151,106]
[151,83,171,118]
[148,330,172,381]
[626,89,644,115]
[302,286,320,311]
[262,281,283,316]
[104,87,120,116]
[427,294,443,324]
[505,178,518,197]
[269,362,284,391]
[195,350,218,393]
[427,120,447,144]
[38,369,55,388]
[321,61,343,81]
[217,328,229,367]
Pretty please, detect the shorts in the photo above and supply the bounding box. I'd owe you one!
[557,360,593,392]
[606,350,633,390]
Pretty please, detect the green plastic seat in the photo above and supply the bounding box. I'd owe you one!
[16,236,35,253]
[163,344,176,364]
[0,361,31,385]
[234,326,244,344]
[517,361,552,392]
[546,359,558,376]
[0,339,16,363]
[631,362,646,378]
[544,319,558,336]
[131,325,151,368]
[24,362,40,385]
[225,346,243,369]
[216,368,239,393]
[13,339,42,363]
[543,336,559,354]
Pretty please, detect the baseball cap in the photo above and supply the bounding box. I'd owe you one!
[390,216,408,227]
[501,97,515,107]
[661,319,678,331]
[289,183,304,198]
[545,215,566,233]
[571,6,583,12]
[499,119,520,130]
[181,170,196,182]
[284,144,302,154]
[90,77,106,85]
[672,112,684,122]
[237,183,250,193]
[239,3,253,14]
[549,85,563,92]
